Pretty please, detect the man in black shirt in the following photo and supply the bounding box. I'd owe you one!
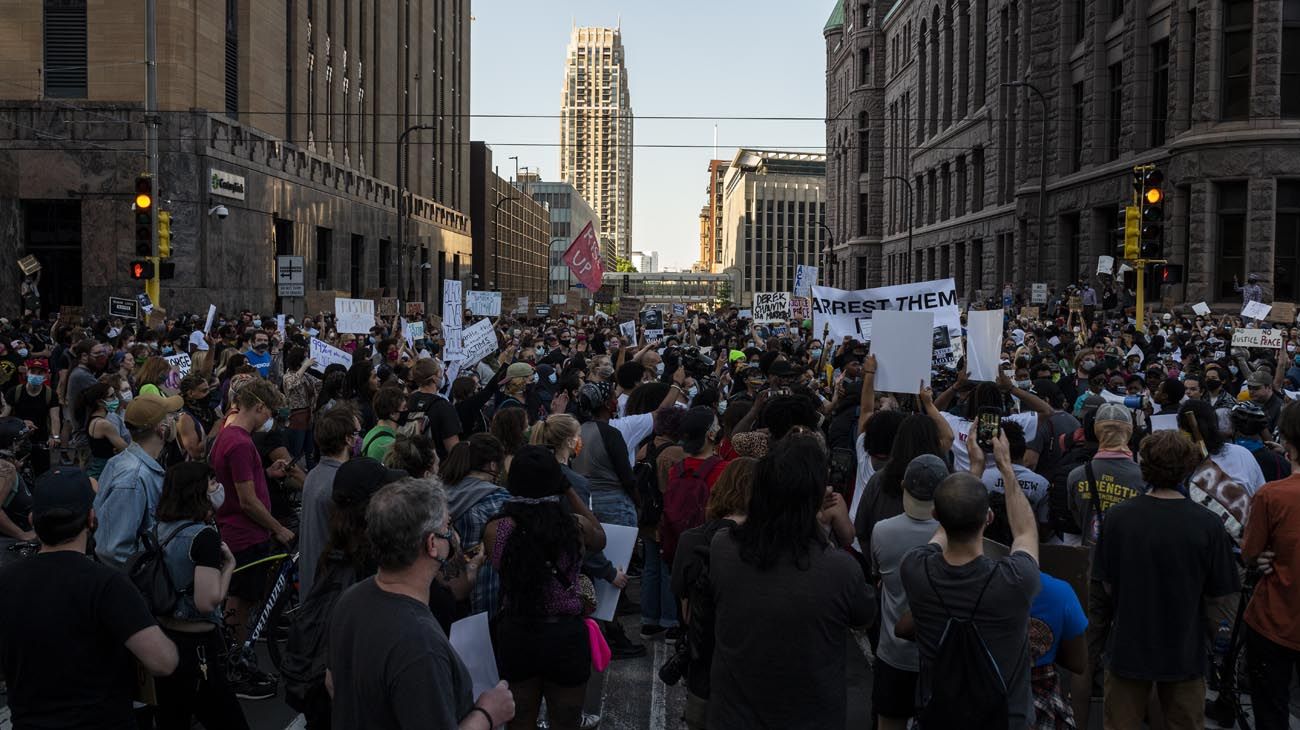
[8,358,60,477]
[327,477,514,730]
[1093,431,1240,728]
[0,467,178,729]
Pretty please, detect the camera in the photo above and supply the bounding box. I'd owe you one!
[668,345,715,380]
[658,642,688,686]
[208,204,229,219]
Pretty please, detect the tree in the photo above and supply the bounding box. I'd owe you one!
[614,257,638,273]
[717,281,733,309]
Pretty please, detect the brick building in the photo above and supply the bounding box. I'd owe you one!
[469,143,550,312]
[0,0,471,316]
[828,0,1300,308]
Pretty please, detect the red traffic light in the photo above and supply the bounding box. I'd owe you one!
[129,260,155,279]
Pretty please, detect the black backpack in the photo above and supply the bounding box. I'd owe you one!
[282,554,358,713]
[633,436,671,528]
[917,560,1010,730]
[124,521,198,617]
[1045,439,1097,539]
[678,520,731,699]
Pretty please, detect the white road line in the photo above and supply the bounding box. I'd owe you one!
[1,704,10,730]
[649,640,667,730]
[283,712,307,730]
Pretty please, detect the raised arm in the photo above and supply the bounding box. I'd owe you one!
[920,381,954,454]
[857,354,878,435]
[993,430,1039,562]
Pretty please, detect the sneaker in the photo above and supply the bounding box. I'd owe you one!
[605,623,648,659]
[639,624,668,641]
[581,712,602,729]
[229,665,278,700]
[664,626,683,645]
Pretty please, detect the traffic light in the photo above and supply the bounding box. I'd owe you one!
[1122,205,1140,260]
[1139,168,1164,258]
[157,211,171,258]
[622,274,630,294]
[129,260,155,279]
[133,174,153,257]
[1156,263,1183,285]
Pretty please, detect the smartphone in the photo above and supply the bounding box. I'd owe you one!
[976,407,1001,451]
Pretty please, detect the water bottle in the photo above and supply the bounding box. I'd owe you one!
[1213,619,1232,659]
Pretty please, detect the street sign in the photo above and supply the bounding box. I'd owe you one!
[109,296,139,319]
[277,255,305,297]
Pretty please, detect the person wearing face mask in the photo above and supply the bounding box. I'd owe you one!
[405,358,463,459]
[136,355,172,398]
[80,383,129,478]
[296,404,361,599]
[151,461,248,729]
[1286,347,1300,390]
[92,393,186,570]
[495,362,536,417]
[8,359,60,477]
[440,433,510,616]
[1200,363,1238,410]
[243,332,273,378]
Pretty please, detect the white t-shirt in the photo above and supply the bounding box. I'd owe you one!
[848,432,880,552]
[941,411,1040,473]
[1210,444,1266,496]
[980,463,1052,523]
[608,402,688,469]
[616,392,629,419]
[188,329,209,352]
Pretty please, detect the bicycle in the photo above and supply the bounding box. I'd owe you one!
[1205,568,1260,730]
[226,548,299,674]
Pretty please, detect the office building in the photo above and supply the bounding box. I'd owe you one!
[560,25,634,260]
[703,159,730,272]
[718,149,827,307]
[470,143,550,311]
[0,0,472,315]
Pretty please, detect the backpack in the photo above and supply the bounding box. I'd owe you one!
[124,521,199,617]
[917,560,1010,730]
[633,436,672,528]
[676,519,732,699]
[282,554,358,713]
[1045,436,1096,539]
[660,455,721,565]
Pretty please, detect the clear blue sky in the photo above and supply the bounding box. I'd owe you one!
[470,0,831,270]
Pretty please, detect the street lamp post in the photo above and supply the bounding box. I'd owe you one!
[815,219,835,287]
[396,123,434,303]
[492,192,520,299]
[884,176,914,283]
[1003,80,1048,285]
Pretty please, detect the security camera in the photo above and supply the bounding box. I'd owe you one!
[420,262,433,270]
[208,205,229,219]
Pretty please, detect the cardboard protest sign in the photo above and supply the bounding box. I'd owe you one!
[1242,300,1272,321]
[966,310,1004,382]
[790,297,811,320]
[618,297,642,322]
[871,310,935,393]
[1270,302,1297,324]
[405,301,425,317]
[811,279,961,353]
[309,337,353,372]
[1192,302,1211,316]
[793,265,819,298]
[752,292,791,324]
[1097,256,1115,276]
[334,298,375,334]
[442,280,464,360]
[164,353,192,378]
[459,318,498,366]
[1231,328,1284,349]
[466,291,502,318]
[376,297,399,317]
[17,255,40,275]
[1020,306,1039,319]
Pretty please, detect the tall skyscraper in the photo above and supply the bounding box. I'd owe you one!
[560,25,634,260]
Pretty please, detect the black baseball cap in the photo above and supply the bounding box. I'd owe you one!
[332,458,408,509]
[33,468,95,519]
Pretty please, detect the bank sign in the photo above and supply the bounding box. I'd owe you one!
[209,169,246,200]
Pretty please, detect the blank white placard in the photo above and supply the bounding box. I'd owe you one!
[871,309,935,393]
[966,310,1004,382]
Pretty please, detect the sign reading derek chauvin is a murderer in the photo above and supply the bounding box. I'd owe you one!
[1232,328,1284,349]
[752,292,791,324]
[811,278,962,349]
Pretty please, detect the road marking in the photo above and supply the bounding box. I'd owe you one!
[283,712,306,730]
[649,640,667,730]
[1,705,10,730]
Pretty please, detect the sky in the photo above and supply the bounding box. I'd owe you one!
[470,0,831,271]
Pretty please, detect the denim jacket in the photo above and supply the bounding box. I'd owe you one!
[91,443,167,570]
[158,520,223,624]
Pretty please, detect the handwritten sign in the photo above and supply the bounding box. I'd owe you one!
[1192,302,1211,316]
[790,297,811,320]
[1231,328,1284,349]
[443,280,464,360]
[1031,283,1048,304]
[405,301,425,317]
[466,291,502,318]
[163,353,192,378]
[1270,302,1297,324]
[334,298,375,334]
[1242,300,1272,321]
[752,292,790,324]
[793,265,819,298]
[376,297,399,317]
[407,321,425,340]
[459,318,498,366]
[1097,256,1115,276]
[309,337,353,372]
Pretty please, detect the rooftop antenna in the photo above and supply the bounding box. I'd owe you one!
[617,14,621,31]
[713,124,718,161]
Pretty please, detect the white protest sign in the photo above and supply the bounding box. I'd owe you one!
[1030,283,1048,305]
[1097,256,1115,275]
[1231,328,1284,349]
[871,309,935,393]
[401,318,414,348]
[465,290,502,318]
[794,265,819,298]
[1287,389,1300,402]
[448,612,500,700]
[811,278,962,349]
[966,310,1004,382]
[163,353,192,378]
[1242,300,1272,321]
[334,298,375,334]
[1192,302,1211,316]
[592,523,639,622]
[619,320,638,346]
[458,318,498,366]
[408,321,425,340]
[443,280,464,360]
[672,303,687,317]
[1151,414,1180,432]
[738,309,752,320]
[309,337,353,372]
[203,304,217,334]
[275,314,286,336]
[752,292,791,324]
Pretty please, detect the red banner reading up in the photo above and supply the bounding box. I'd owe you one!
[563,221,605,292]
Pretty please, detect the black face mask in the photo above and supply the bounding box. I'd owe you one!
[1205,379,1222,390]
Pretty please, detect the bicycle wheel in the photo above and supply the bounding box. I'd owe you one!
[262,574,298,672]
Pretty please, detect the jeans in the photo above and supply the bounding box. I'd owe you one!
[640,536,678,628]
[589,488,637,528]
[1246,625,1300,730]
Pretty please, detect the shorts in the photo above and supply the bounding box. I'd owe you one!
[871,658,918,719]
[229,540,277,602]
[494,615,590,687]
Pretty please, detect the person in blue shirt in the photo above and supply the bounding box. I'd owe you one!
[243,330,272,378]
[1029,571,1088,729]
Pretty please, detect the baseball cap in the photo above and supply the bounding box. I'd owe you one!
[506,362,534,380]
[24,358,49,372]
[124,393,184,428]
[1095,403,1132,423]
[1246,370,1273,388]
[507,445,570,499]
[32,467,95,519]
[903,454,949,504]
[332,457,408,509]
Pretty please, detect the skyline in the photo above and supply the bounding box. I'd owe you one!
[470,0,830,271]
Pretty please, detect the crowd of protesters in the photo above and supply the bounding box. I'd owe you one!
[0,272,1298,730]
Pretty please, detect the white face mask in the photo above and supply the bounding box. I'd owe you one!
[208,482,226,510]
[655,363,665,377]
[262,417,275,433]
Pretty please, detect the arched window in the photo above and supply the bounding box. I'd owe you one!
[930,6,940,136]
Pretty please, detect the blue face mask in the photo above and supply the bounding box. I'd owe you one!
[162,346,174,356]
[810,349,823,360]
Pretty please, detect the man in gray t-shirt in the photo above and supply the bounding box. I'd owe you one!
[870,454,946,728]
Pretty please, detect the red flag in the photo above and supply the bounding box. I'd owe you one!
[563,221,605,292]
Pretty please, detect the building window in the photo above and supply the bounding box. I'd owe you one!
[941,163,951,221]
[927,170,937,225]
[858,193,869,237]
[973,0,988,109]
[1216,182,1248,300]
[225,0,239,118]
[1151,40,1169,146]
[1071,81,1085,171]
[1111,0,1124,21]
[856,257,868,289]
[972,147,985,212]
[859,48,870,86]
[957,1,970,118]
[43,0,87,98]
[915,174,925,226]
[1062,212,1082,283]
[315,227,332,290]
[918,21,928,143]
[1074,0,1086,43]
[1277,182,1300,300]
[378,239,391,289]
[1107,62,1123,160]
[349,233,364,297]
[1284,0,1300,117]
[858,112,870,172]
[1222,0,1253,121]
[956,156,967,215]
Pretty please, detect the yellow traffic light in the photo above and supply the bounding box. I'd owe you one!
[135,193,152,209]
[1123,206,1140,259]
[158,211,172,258]
[1145,187,1163,205]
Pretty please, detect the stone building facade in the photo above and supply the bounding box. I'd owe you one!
[829,0,1300,309]
[0,0,471,317]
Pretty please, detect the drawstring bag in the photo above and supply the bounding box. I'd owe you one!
[584,618,611,672]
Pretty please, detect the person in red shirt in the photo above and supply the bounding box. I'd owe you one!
[211,379,292,655]
[1242,402,1300,730]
